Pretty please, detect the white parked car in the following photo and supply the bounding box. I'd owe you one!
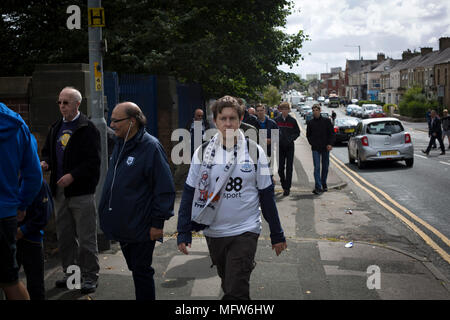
[347,118,414,169]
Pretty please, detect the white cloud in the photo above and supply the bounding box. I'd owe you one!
[280,0,450,78]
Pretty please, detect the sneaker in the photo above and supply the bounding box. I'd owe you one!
[312,188,323,195]
[55,274,71,288]
[322,185,328,192]
[283,189,290,196]
[80,279,98,294]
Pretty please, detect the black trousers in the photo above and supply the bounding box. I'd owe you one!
[278,143,295,191]
[16,239,45,300]
[206,232,258,300]
[425,134,445,153]
[120,241,156,300]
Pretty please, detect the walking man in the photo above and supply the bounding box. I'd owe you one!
[441,109,450,150]
[177,96,286,300]
[0,102,42,300]
[99,102,175,300]
[422,109,446,155]
[41,87,101,293]
[306,104,335,195]
[275,102,300,196]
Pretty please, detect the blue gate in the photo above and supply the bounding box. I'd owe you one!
[177,82,205,129]
[104,72,119,125]
[119,74,158,137]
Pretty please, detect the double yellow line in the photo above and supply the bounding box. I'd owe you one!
[329,154,450,264]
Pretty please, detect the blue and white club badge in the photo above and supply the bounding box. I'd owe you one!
[126,156,135,166]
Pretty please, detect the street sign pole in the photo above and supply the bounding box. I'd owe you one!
[88,0,109,251]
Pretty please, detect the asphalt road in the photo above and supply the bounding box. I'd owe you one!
[295,103,450,259]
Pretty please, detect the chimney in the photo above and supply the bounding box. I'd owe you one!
[377,53,386,62]
[402,49,420,61]
[439,37,450,51]
[420,47,433,55]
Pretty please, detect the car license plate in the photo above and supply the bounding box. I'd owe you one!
[344,128,355,133]
[379,151,399,156]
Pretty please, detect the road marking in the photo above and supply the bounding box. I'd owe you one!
[440,161,450,166]
[329,155,450,264]
[414,154,428,159]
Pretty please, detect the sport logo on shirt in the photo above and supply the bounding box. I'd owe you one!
[126,156,135,166]
[240,160,253,173]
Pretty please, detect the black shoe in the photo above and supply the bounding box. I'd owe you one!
[312,188,323,195]
[432,146,437,149]
[80,279,98,294]
[55,274,70,288]
[421,150,429,155]
[440,151,446,155]
[283,189,290,196]
[322,185,328,192]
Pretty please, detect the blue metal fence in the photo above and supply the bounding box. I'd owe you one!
[177,82,205,129]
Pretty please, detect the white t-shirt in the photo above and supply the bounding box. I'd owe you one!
[186,143,272,238]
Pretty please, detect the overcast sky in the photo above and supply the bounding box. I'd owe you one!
[278,0,450,78]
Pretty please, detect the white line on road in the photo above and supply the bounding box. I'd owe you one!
[414,154,428,159]
[440,161,450,166]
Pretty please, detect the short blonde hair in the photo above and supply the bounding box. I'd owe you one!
[278,102,291,110]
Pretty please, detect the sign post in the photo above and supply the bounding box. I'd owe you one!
[88,0,110,251]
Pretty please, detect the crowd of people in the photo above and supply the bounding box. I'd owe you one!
[1,89,337,301]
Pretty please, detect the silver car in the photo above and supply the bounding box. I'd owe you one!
[347,118,414,169]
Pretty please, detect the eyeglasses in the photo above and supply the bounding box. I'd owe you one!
[57,100,71,105]
[110,117,130,123]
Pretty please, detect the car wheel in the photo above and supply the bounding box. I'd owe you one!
[357,152,366,169]
[348,148,355,164]
[405,158,414,167]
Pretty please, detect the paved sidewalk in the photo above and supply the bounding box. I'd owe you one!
[25,111,450,300]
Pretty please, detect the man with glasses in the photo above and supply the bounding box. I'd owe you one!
[41,87,101,294]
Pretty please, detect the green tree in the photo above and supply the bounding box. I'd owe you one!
[262,85,281,106]
[1,0,309,99]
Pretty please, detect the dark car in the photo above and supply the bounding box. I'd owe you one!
[333,118,360,144]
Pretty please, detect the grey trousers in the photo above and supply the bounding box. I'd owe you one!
[54,187,99,281]
[206,232,259,300]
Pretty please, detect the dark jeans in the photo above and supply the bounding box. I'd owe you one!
[16,239,45,300]
[425,134,445,153]
[312,150,330,190]
[0,216,19,287]
[120,241,156,300]
[206,232,259,300]
[278,143,295,191]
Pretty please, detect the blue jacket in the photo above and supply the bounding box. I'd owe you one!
[98,127,175,243]
[18,180,53,243]
[0,102,42,218]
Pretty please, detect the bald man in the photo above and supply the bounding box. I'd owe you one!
[99,102,175,300]
[185,107,210,157]
[41,86,101,294]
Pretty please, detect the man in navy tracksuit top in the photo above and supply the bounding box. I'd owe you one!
[16,179,53,300]
[275,102,300,196]
[99,102,175,300]
[0,102,42,300]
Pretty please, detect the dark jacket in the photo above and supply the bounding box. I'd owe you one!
[98,127,175,243]
[243,111,260,129]
[429,117,442,135]
[18,180,53,243]
[275,114,300,148]
[306,116,335,152]
[441,116,450,131]
[41,113,101,197]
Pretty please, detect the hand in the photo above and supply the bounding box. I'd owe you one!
[40,161,49,171]
[178,242,191,255]
[327,145,333,151]
[272,242,287,256]
[433,133,437,137]
[16,228,24,240]
[150,227,163,241]
[267,138,271,144]
[57,173,74,188]
[17,210,26,222]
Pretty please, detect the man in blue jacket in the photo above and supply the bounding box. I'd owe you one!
[0,102,42,300]
[16,177,53,300]
[99,102,175,300]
